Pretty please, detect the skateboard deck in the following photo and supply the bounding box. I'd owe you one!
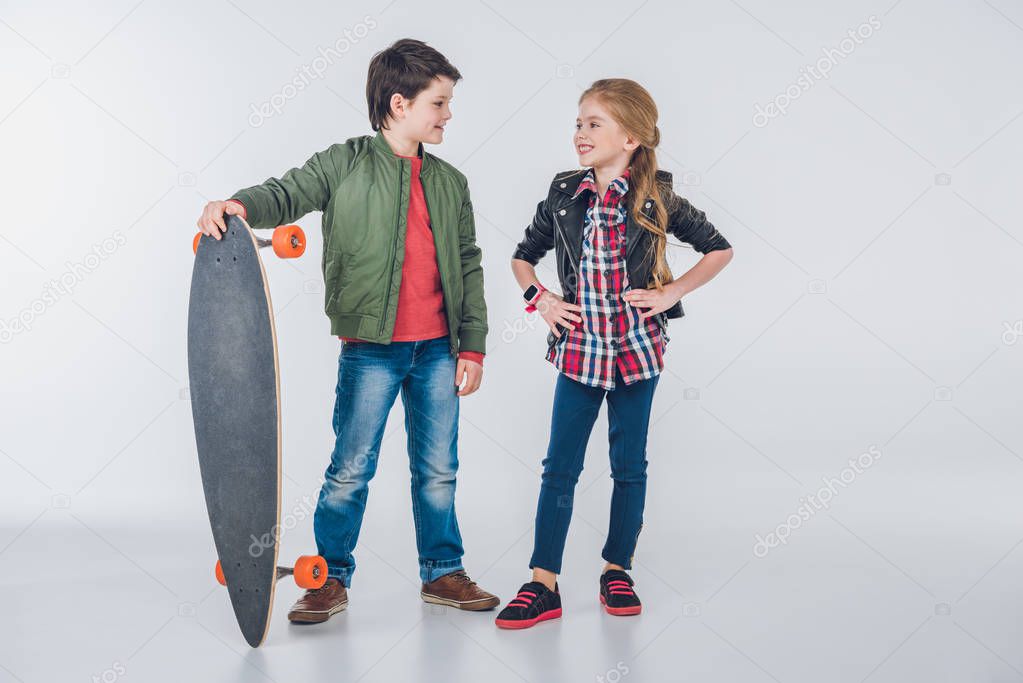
[187,215,321,647]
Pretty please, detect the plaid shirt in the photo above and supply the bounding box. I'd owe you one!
[547,169,667,390]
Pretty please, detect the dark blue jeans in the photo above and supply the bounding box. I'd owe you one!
[530,367,659,574]
[313,335,465,587]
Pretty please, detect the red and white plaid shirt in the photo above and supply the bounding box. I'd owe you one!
[547,169,667,390]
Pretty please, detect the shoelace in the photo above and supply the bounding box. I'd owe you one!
[606,579,634,596]
[308,579,339,596]
[451,572,478,587]
[507,590,538,609]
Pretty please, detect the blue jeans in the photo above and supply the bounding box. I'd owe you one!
[313,335,464,586]
[530,367,659,574]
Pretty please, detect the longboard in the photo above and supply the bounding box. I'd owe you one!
[187,215,325,647]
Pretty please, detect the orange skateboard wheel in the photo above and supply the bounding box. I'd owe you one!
[272,225,306,259]
[192,232,202,255]
[215,559,227,586]
[293,555,327,589]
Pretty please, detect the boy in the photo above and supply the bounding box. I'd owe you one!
[196,39,497,622]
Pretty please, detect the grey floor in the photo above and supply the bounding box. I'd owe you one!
[5,427,1023,683]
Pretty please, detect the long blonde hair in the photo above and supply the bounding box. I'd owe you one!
[579,79,672,289]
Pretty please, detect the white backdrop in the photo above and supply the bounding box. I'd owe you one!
[2,1,1023,681]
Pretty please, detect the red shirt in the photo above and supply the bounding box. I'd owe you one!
[229,154,483,366]
[389,154,449,342]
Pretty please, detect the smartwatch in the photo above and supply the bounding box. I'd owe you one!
[523,283,545,312]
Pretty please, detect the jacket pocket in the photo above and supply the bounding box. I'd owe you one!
[323,250,348,313]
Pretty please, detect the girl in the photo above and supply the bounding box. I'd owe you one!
[497,79,733,629]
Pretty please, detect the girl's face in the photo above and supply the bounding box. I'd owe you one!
[574,96,637,168]
[393,76,454,146]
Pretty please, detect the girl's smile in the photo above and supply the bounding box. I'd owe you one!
[573,96,632,169]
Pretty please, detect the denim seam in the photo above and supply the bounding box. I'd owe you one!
[332,349,345,431]
[607,396,628,561]
[337,488,361,568]
[605,375,656,566]
[332,353,360,577]
[403,384,425,549]
[537,386,602,572]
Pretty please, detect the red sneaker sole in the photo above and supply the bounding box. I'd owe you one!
[495,608,563,629]
[600,594,642,616]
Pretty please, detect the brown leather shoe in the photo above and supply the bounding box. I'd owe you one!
[421,570,500,611]
[287,578,348,623]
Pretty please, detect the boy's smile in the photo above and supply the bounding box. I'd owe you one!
[403,75,454,145]
[379,75,455,156]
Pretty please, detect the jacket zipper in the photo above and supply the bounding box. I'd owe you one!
[550,203,585,344]
[378,164,402,336]
[419,182,455,357]
[551,206,581,300]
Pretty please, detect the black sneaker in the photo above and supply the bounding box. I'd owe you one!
[495,581,562,629]
[599,569,642,616]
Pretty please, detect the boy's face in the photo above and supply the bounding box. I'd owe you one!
[574,95,637,168]
[389,76,455,146]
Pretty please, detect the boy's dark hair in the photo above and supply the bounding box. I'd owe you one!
[366,39,462,131]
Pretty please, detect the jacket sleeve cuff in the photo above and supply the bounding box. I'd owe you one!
[458,328,487,356]
[696,228,731,254]
[226,198,247,220]
[512,246,541,265]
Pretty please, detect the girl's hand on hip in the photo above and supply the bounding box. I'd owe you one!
[623,285,682,319]
[537,291,583,337]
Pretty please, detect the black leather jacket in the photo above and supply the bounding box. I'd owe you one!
[512,168,731,342]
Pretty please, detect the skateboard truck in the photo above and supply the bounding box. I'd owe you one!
[215,555,328,590]
[193,224,306,259]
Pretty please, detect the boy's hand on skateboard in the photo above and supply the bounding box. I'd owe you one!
[455,358,483,397]
[197,200,245,240]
